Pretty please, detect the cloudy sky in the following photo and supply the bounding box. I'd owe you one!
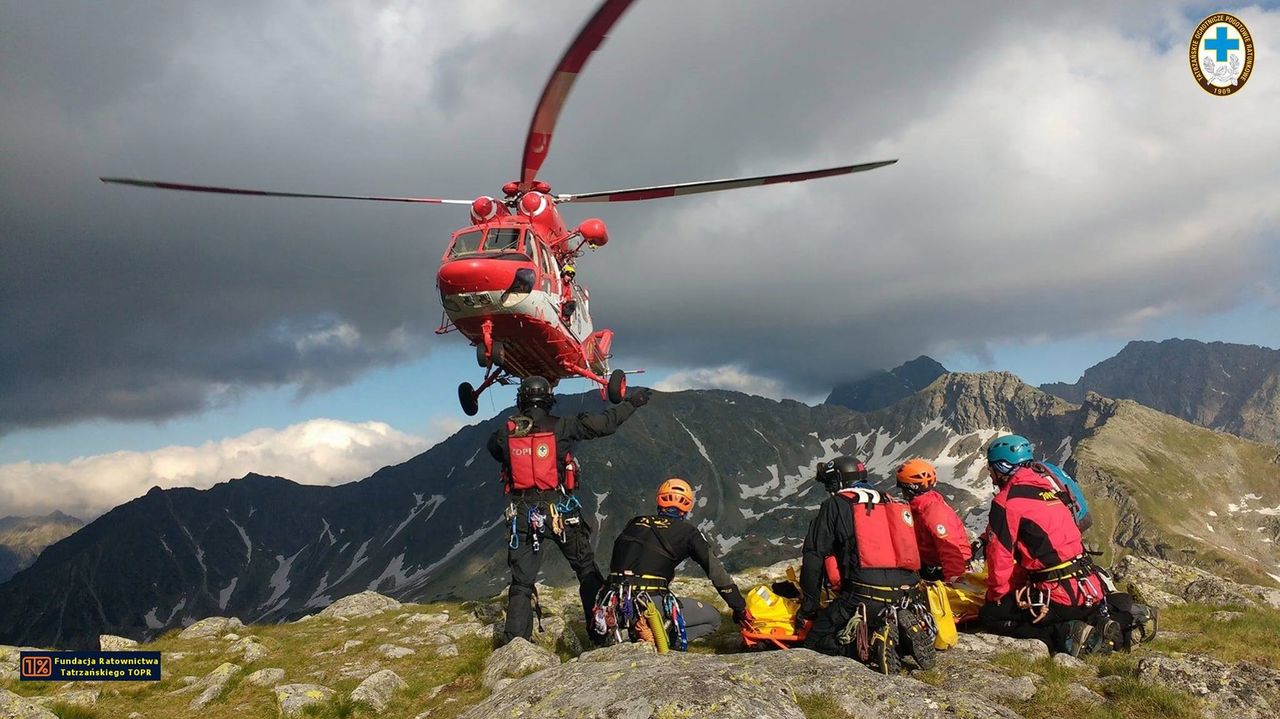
[2,1,1278,518]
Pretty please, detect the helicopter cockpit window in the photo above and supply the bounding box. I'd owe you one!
[483,228,522,252]
[449,230,483,257]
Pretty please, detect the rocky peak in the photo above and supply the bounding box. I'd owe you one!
[1042,338,1280,445]
[825,355,948,412]
[871,371,1078,438]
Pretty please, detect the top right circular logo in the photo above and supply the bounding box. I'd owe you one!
[1190,13,1254,95]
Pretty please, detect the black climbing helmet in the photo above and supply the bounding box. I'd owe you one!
[516,375,555,411]
[815,456,868,492]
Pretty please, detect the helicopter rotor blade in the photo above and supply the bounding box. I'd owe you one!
[519,0,636,189]
[100,177,473,205]
[553,160,897,203]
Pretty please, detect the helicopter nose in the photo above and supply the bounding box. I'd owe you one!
[436,258,519,295]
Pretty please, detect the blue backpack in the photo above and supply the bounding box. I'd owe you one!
[1037,461,1092,531]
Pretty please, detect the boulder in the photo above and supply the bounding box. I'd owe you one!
[229,637,268,663]
[337,661,383,680]
[481,638,561,691]
[1052,652,1087,669]
[177,617,244,640]
[952,632,1050,658]
[185,662,242,710]
[51,689,98,707]
[98,635,138,651]
[461,646,1018,719]
[933,660,1036,704]
[275,684,335,717]
[1211,611,1244,622]
[350,669,408,713]
[1138,652,1280,719]
[375,644,415,660]
[0,689,56,719]
[246,667,286,686]
[435,643,459,658]
[1064,683,1104,707]
[342,640,364,652]
[319,591,401,619]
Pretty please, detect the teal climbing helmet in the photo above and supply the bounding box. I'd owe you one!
[987,434,1034,476]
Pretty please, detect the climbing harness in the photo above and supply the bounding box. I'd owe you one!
[528,506,546,553]
[1015,584,1052,623]
[505,503,519,550]
[664,594,688,651]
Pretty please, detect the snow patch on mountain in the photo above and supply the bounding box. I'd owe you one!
[228,516,253,564]
[370,552,429,592]
[384,493,446,546]
[413,518,504,584]
[218,577,238,611]
[464,448,482,467]
[336,539,371,585]
[145,598,186,630]
[594,491,609,528]
[675,417,714,467]
[262,548,305,612]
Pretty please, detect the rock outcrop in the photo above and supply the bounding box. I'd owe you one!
[1138,651,1280,719]
[319,591,402,619]
[463,644,1018,719]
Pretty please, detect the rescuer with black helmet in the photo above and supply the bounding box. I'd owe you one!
[487,375,652,646]
[798,456,935,673]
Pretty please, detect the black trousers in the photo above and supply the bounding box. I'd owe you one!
[978,594,1099,652]
[803,594,896,657]
[677,598,722,642]
[502,498,604,644]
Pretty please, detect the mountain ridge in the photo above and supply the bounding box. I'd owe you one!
[1042,338,1280,445]
[6,368,1280,649]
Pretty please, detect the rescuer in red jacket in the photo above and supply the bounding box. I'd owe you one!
[895,459,971,582]
[980,435,1117,656]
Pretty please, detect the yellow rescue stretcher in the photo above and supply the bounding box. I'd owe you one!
[742,567,988,651]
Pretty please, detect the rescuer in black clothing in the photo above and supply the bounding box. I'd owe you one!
[603,478,750,644]
[487,375,651,645]
[798,456,934,673]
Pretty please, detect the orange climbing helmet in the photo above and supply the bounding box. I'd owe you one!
[656,477,695,514]
[896,458,938,493]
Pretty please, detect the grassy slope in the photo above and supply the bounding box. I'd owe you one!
[1073,399,1280,585]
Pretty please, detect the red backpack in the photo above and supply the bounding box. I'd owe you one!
[841,488,922,572]
[505,418,578,492]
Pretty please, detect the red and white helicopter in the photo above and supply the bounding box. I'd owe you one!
[102,0,896,416]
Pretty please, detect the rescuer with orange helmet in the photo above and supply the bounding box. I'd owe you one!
[594,477,749,649]
[895,458,972,582]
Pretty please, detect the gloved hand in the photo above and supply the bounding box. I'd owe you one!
[732,606,754,628]
[626,387,653,408]
[920,565,944,582]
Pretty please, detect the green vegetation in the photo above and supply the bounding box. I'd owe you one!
[980,651,1200,719]
[795,693,856,719]
[48,703,98,719]
[302,695,370,719]
[1144,602,1280,668]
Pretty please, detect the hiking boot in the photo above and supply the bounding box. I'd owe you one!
[1063,620,1093,658]
[868,622,901,674]
[896,607,936,670]
[1088,618,1123,656]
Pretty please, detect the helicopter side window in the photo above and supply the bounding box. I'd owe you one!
[449,230,483,257]
[483,228,522,252]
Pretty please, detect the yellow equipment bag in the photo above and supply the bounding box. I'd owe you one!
[946,570,988,623]
[745,584,800,635]
[926,580,958,650]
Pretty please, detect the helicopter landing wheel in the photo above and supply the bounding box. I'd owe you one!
[607,369,626,404]
[458,382,479,416]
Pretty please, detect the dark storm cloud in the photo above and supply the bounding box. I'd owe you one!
[2,1,1278,431]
